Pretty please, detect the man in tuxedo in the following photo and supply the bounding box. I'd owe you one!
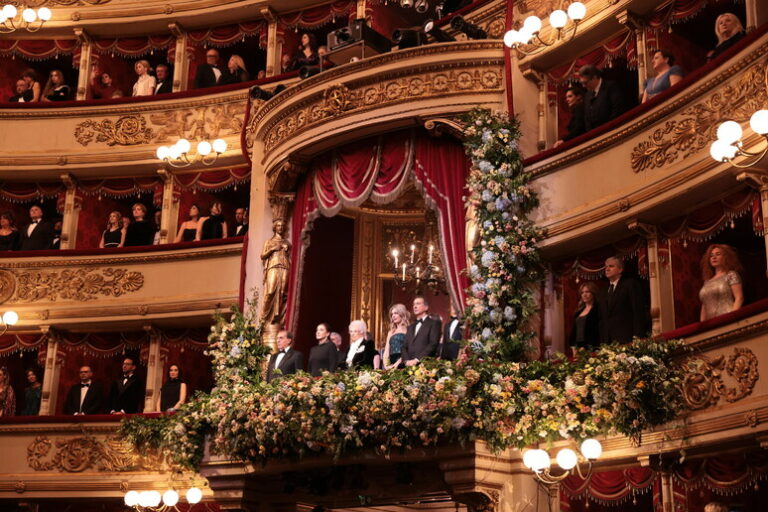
[602,256,649,344]
[266,330,304,382]
[194,49,222,89]
[438,304,462,361]
[109,357,143,414]
[234,207,248,237]
[10,79,32,102]
[64,366,104,415]
[20,205,54,251]
[338,320,375,370]
[154,64,173,94]
[579,64,626,132]
[402,296,442,366]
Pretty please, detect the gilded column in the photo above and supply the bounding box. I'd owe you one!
[170,23,189,92]
[59,173,81,250]
[157,168,179,244]
[74,28,92,101]
[38,326,63,416]
[356,0,366,19]
[143,326,163,412]
[261,8,278,77]
[629,221,675,334]
[521,67,548,151]
[736,170,768,275]
[617,11,648,97]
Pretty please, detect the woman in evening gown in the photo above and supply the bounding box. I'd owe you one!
[0,212,19,251]
[699,244,744,321]
[100,211,126,248]
[308,323,338,376]
[381,303,409,370]
[157,364,187,412]
[174,204,201,243]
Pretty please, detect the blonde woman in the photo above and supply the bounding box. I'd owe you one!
[708,13,745,61]
[42,70,71,101]
[100,211,126,248]
[381,303,410,370]
[220,54,249,85]
[132,60,156,97]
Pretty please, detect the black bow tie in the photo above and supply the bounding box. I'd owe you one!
[417,319,424,324]
[451,316,458,320]
[279,350,286,354]
[31,220,39,224]
[81,383,90,388]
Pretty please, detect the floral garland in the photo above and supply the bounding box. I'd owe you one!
[461,108,546,361]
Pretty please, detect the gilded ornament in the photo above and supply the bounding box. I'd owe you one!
[682,347,759,410]
[485,19,506,39]
[27,435,150,472]
[0,269,16,304]
[9,0,111,5]
[75,115,154,147]
[323,84,355,116]
[744,410,759,427]
[12,267,144,302]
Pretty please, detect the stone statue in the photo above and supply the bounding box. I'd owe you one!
[260,219,291,326]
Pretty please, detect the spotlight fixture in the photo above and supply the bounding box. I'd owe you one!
[249,84,286,101]
[423,20,455,42]
[523,439,603,484]
[299,65,322,80]
[0,4,52,33]
[504,2,586,56]
[449,15,487,39]
[157,138,227,168]
[0,310,18,335]
[392,28,425,49]
[709,110,768,167]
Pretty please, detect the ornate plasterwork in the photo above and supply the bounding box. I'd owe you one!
[682,347,760,410]
[27,436,150,472]
[10,268,144,302]
[0,269,16,304]
[630,62,768,173]
[75,114,154,146]
[7,0,110,5]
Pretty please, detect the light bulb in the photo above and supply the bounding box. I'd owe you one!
[162,490,179,506]
[523,15,542,34]
[709,140,737,162]
[517,28,533,44]
[186,487,203,504]
[2,311,18,326]
[549,10,568,29]
[567,2,586,21]
[37,7,51,20]
[147,491,161,507]
[716,120,743,144]
[168,145,182,160]
[528,449,550,472]
[124,491,140,507]
[138,491,153,508]
[197,141,212,156]
[156,146,170,160]
[580,438,603,460]
[749,110,768,135]
[504,30,519,47]
[3,5,17,19]
[176,138,191,154]
[22,8,36,22]
[212,138,227,154]
[522,449,537,469]
[556,448,578,470]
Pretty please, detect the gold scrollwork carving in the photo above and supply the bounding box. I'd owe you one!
[12,268,144,302]
[630,63,768,172]
[27,435,149,472]
[0,269,16,304]
[8,0,110,5]
[149,103,244,143]
[682,347,760,410]
[75,115,154,147]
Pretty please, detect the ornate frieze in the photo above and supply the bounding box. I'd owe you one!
[74,114,153,146]
[682,347,760,410]
[27,435,149,472]
[9,267,144,302]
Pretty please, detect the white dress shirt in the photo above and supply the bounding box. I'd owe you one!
[27,219,40,237]
[347,337,365,366]
[79,380,91,411]
[212,66,222,82]
[133,74,157,97]
[448,318,459,339]
[274,347,290,369]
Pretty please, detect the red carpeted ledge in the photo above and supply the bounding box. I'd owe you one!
[660,297,768,340]
[0,411,165,424]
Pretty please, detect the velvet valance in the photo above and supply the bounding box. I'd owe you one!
[0,39,77,60]
[278,0,356,30]
[188,21,268,48]
[0,182,64,203]
[89,35,175,58]
[173,166,251,192]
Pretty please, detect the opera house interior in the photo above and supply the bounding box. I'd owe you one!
[1,0,768,510]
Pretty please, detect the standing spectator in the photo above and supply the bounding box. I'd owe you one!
[100,211,125,248]
[569,281,606,349]
[21,367,42,416]
[64,366,104,415]
[220,55,249,85]
[0,367,15,417]
[154,64,173,94]
[196,201,227,240]
[9,79,32,102]
[330,332,342,351]
[554,85,587,147]
[578,64,625,132]
[153,210,162,245]
[124,203,154,246]
[281,54,293,74]
[382,304,409,370]
[339,320,375,370]
[707,13,745,61]
[174,204,201,243]
[402,296,442,366]
[42,70,71,101]
[641,50,684,103]
[293,33,320,70]
[109,357,143,414]
[21,69,41,102]
[439,304,462,361]
[20,204,54,251]
[92,71,123,99]
[699,244,744,321]
[157,364,186,412]
[194,48,222,89]
[233,207,248,237]
[308,323,338,376]
[132,60,156,97]
[266,331,304,382]
[0,212,19,251]
[601,257,648,343]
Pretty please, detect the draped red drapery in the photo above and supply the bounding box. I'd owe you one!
[561,467,656,509]
[284,130,469,329]
[0,39,77,60]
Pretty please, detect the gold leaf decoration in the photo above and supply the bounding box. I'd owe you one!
[75,114,154,147]
[27,436,149,472]
[682,347,759,410]
[0,269,16,305]
[13,268,144,302]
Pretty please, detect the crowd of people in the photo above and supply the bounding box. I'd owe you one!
[9,69,70,102]
[0,203,248,251]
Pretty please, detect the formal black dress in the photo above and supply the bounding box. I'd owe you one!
[102,228,122,248]
[182,228,197,242]
[200,215,224,240]
[0,231,19,251]
[124,220,154,247]
[563,102,586,141]
[709,32,745,61]
[308,342,338,377]
[160,379,183,411]
[22,386,41,416]
[293,51,319,70]
[219,69,249,85]
[568,305,605,348]
[46,85,71,101]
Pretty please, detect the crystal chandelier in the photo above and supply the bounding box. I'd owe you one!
[709,110,768,168]
[504,2,586,56]
[0,4,51,32]
[156,138,228,168]
[522,438,602,484]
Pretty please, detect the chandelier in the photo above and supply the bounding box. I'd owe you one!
[386,215,445,292]
[0,4,51,33]
[156,138,228,168]
[522,438,602,484]
[709,110,768,168]
[503,2,586,56]
[124,486,203,510]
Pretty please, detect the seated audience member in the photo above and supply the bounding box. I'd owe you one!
[42,70,71,102]
[220,55,249,85]
[578,64,625,132]
[642,50,683,103]
[196,201,227,241]
[175,204,201,243]
[0,212,20,251]
[21,367,42,416]
[234,207,248,237]
[280,54,293,74]
[602,256,648,343]
[21,69,41,102]
[194,48,222,89]
[132,60,156,97]
[51,218,62,250]
[90,64,123,99]
[554,85,586,147]
[10,79,33,102]
[382,304,409,370]
[153,210,162,245]
[124,203,154,246]
[0,367,15,417]
[157,364,186,412]
[154,64,173,94]
[293,33,320,70]
[707,13,745,61]
[699,244,744,321]
[266,330,304,382]
[64,366,104,415]
[439,304,462,360]
[339,320,376,370]
[569,281,606,349]
[308,323,338,376]
[109,357,143,414]
[402,296,442,367]
[330,332,342,351]
[20,204,54,251]
[100,211,126,248]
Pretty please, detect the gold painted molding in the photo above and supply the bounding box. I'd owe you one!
[27,435,151,472]
[75,114,154,146]
[682,347,760,410]
[9,267,144,303]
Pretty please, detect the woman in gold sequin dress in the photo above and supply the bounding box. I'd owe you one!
[699,244,744,321]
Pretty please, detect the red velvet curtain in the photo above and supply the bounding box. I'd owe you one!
[561,467,656,509]
[91,36,175,58]
[278,0,356,30]
[658,189,760,240]
[0,39,77,60]
[188,21,268,48]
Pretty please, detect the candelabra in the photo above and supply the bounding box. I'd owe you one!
[156,138,227,168]
[0,4,51,33]
[0,310,18,336]
[503,2,586,56]
[709,110,768,168]
[522,438,602,484]
[387,218,445,292]
[124,486,204,511]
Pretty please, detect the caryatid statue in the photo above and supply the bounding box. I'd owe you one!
[260,219,291,326]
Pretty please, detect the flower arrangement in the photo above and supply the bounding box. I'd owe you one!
[461,108,546,361]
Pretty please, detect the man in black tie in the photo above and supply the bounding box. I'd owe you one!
[20,204,54,251]
[438,304,462,361]
[234,207,248,237]
[154,64,173,94]
[109,357,144,414]
[194,49,222,89]
[579,64,626,132]
[64,366,104,415]
[266,330,304,382]
[338,320,376,370]
[402,296,442,367]
[602,256,649,344]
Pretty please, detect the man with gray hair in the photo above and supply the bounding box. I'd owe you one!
[339,320,375,370]
[578,64,625,132]
[602,256,648,344]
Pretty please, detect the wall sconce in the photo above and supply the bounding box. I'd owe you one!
[522,438,602,484]
[1,310,18,336]
[504,2,586,56]
[157,138,227,168]
[0,4,51,33]
[709,110,768,167]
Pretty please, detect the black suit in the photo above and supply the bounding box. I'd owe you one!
[234,223,248,237]
[583,79,625,132]
[602,277,649,344]
[402,316,442,362]
[154,80,172,94]
[64,381,104,415]
[20,220,54,251]
[266,348,304,382]
[338,338,376,370]
[10,90,33,102]
[563,102,586,141]
[108,374,144,414]
[439,318,462,360]
[193,64,221,89]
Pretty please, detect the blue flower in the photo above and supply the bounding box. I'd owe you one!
[481,129,492,143]
[229,345,242,358]
[517,266,526,274]
[494,236,505,247]
[469,265,480,278]
[481,190,493,202]
[509,140,519,150]
[481,328,493,339]
[471,283,486,293]
[481,251,497,267]
[483,220,493,229]
[336,382,346,392]
[502,212,510,220]
[489,309,501,323]
[478,160,493,173]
